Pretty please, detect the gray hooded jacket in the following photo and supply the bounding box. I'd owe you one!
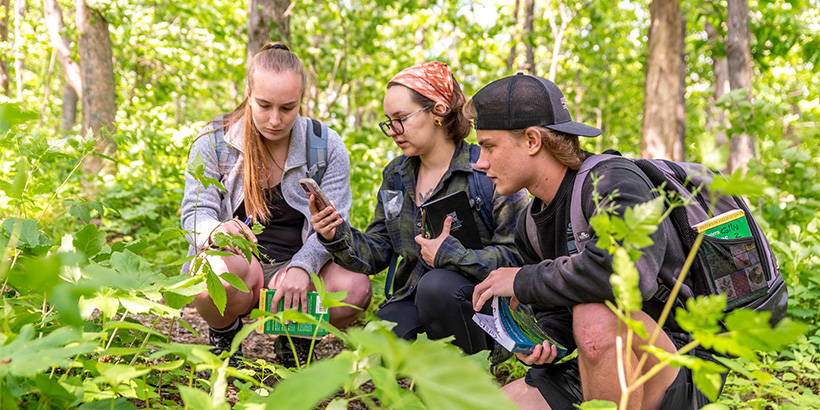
[180,115,352,275]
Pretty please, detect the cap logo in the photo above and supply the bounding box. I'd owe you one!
[560,97,568,111]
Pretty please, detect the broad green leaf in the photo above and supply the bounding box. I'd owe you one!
[220,272,250,293]
[9,158,28,200]
[178,385,229,410]
[104,320,167,340]
[2,218,50,250]
[70,203,91,224]
[578,400,617,410]
[404,335,518,410]
[0,102,37,132]
[206,270,228,315]
[93,362,152,386]
[110,249,142,274]
[263,352,354,410]
[163,290,196,309]
[78,398,139,410]
[0,325,97,378]
[610,248,642,312]
[74,223,107,259]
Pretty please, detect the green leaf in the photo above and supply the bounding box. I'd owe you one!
[163,290,196,309]
[78,399,139,410]
[179,385,228,410]
[74,223,107,259]
[70,203,92,224]
[206,270,228,316]
[263,353,354,410]
[110,249,142,274]
[0,102,37,132]
[220,272,250,293]
[2,218,50,250]
[0,325,97,378]
[610,248,642,312]
[577,400,617,410]
[403,335,518,409]
[9,158,28,200]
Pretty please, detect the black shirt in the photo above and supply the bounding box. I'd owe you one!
[236,184,304,264]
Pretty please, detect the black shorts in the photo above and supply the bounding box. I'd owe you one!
[524,332,726,410]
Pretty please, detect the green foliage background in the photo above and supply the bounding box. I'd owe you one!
[1,0,820,408]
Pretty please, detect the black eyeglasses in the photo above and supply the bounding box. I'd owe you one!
[378,106,432,136]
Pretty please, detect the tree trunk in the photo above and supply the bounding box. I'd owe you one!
[725,0,754,173]
[0,0,9,96]
[522,0,535,74]
[545,0,571,82]
[705,21,729,150]
[13,0,25,100]
[76,0,116,174]
[641,0,683,161]
[507,0,520,71]
[43,0,82,97]
[675,15,686,160]
[61,83,78,132]
[247,0,291,74]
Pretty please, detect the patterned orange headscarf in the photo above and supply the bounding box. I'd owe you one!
[389,61,454,108]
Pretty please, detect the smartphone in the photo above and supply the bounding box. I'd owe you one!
[298,178,333,210]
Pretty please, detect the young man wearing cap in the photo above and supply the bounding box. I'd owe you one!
[467,73,720,410]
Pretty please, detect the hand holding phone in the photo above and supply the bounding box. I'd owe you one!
[299,178,333,210]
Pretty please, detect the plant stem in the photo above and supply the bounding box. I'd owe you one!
[616,335,630,410]
[632,233,704,381]
[105,308,131,351]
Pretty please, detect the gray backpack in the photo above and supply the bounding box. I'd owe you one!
[524,152,788,325]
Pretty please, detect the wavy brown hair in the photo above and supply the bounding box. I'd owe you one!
[462,98,584,169]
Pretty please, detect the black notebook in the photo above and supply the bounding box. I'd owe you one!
[421,191,483,249]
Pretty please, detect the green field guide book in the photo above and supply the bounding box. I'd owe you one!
[692,209,752,239]
[257,289,329,336]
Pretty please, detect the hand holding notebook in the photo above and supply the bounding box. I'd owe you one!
[419,191,483,249]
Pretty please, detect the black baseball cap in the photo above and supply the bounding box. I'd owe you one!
[472,73,602,137]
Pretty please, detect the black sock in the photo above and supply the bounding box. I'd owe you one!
[210,317,242,334]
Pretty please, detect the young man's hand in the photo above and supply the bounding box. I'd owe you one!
[472,267,521,311]
[308,195,342,241]
[515,341,559,365]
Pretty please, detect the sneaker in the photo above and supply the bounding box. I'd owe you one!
[209,319,244,368]
[274,336,315,368]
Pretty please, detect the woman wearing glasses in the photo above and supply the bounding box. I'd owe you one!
[308,62,528,354]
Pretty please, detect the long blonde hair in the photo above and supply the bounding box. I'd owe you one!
[234,42,307,223]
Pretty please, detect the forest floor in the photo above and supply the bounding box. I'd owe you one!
[144,306,507,408]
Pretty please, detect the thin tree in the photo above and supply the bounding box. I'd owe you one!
[506,0,520,71]
[247,0,291,74]
[641,0,684,161]
[0,0,9,95]
[13,0,24,99]
[75,0,116,174]
[43,0,81,131]
[522,0,535,74]
[705,19,730,150]
[725,0,754,173]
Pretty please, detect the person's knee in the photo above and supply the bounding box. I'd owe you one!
[416,269,463,302]
[347,272,373,309]
[573,303,619,362]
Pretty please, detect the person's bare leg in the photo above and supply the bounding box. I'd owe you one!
[501,378,552,410]
[315,262,372,329]
[573,303,679,410]
[191,254,263,329]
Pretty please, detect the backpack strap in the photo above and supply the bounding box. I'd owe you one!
[305,119,328,184]
[467,144,496,232]
[569,153,620,253]
[523,201,543,260]
[383,156,407,300]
